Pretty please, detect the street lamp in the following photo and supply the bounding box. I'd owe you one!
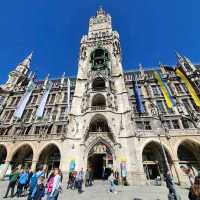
[150,102,179,200]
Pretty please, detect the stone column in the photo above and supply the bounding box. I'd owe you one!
[31,153,39,172]
[0,160,10,180]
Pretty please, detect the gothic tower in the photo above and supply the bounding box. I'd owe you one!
[2,53,32,91]
[69,8,145,184]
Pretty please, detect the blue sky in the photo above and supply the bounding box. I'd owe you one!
[0,0,199,84]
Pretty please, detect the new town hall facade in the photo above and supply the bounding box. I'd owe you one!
[0,8,200,185]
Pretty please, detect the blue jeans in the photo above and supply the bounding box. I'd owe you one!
[47,189,59,200]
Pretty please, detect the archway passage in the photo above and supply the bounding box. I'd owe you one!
[0,145,7,164]
[87,142,113,179]
[142,142,172,180]
[38,144,61,172]
[11,145,33,169]
[177,140,200,176]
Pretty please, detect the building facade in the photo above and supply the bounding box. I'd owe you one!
[0,8,200,185]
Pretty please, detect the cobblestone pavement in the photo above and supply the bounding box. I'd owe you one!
[0,180,188,200]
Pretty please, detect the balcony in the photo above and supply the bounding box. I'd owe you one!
[91,106,106,111]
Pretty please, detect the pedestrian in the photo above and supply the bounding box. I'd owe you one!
[16,169,29,197]
[24,169,33,192]
[85,169,90,187]
[47,170,55,198]
[48,168,62,200]
[3,168,20,198]
[76,168,84,193]
[108,172,117,194]
[114,170,119,185]
[31,176,45,200]
[188,176,200,200]
[67,171,73,189]
[164,171,178,200]
[89,169,93,186]
[27,166,46,200]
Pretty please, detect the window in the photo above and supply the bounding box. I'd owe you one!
[182,119,194,129]
[44,108,52,120]
[5,110,14,123]
[151,85,161,96]
[35,126,41,135]
[182,99,192,113]
[23,109,32,122]
[14,97,21,106]
[48,94,56,104]
[31,95,37,104]
[63,93,68,102]
[156,100,166,113]
[3,111,9,120]
[9,97,16,106]
[144,121,152,130]
[190,99,200,112]
[59,107,67,120]
[163,120,172,129]
[0,96,5,106]
[174,83,185,94]
[56,125,63,134]
[172,120,180,129]
[136,121,152,130]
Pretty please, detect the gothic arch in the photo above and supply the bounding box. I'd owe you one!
[37,143,61,170]
[83,114,116,144]
[0,144,7,164]
[84,136,116,160]
[11,143,34,169]
[91,93,106,107]
[177,139,200,175]
[142,140,173,180]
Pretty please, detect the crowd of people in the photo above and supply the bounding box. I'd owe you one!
[3,166,62,200]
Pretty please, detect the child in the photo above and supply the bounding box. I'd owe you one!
[31,176,45,200]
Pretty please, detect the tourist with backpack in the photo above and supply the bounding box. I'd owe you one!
[16,169,29,197]
[27,166,46,200]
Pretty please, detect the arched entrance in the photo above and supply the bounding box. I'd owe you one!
[142,141,172,180]
[38,144,61,171]
[0,145,7,164]
[11,144,33,169]
[177,140,200,176]
[92,77,106,91]
[87,142,113,179]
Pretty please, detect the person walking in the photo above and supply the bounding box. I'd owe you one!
[48,168,62,200]
[24,169,33,192]
[85,169,90,187]
[27,166,46,200]
[3,168,20,198]
[16,169,29,197]
[189,176,200,200]
[47,170,55,199]
[108,172,117,194]
[31,176,45,200]
[76,168,84,193]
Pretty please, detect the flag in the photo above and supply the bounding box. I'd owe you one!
[133,80,145,113]
[36,81,53,118]
[154,72,174,109]
[14,79,35,119]
[67,78,71,113]
[176,68,200,107]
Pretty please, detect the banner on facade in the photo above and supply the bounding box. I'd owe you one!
[133,80,145,113]
[154,72,173,108]
[175,68,200,107]
[69,160,76,172]
[36,81,53,118]
[14,79,35,119]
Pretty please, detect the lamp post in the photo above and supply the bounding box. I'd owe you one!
[150,102,179,200]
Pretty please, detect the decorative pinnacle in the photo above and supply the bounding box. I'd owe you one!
[21,52,33,68]
[97,6,106,15]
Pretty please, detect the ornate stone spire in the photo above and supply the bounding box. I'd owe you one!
[16,52,33,74]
